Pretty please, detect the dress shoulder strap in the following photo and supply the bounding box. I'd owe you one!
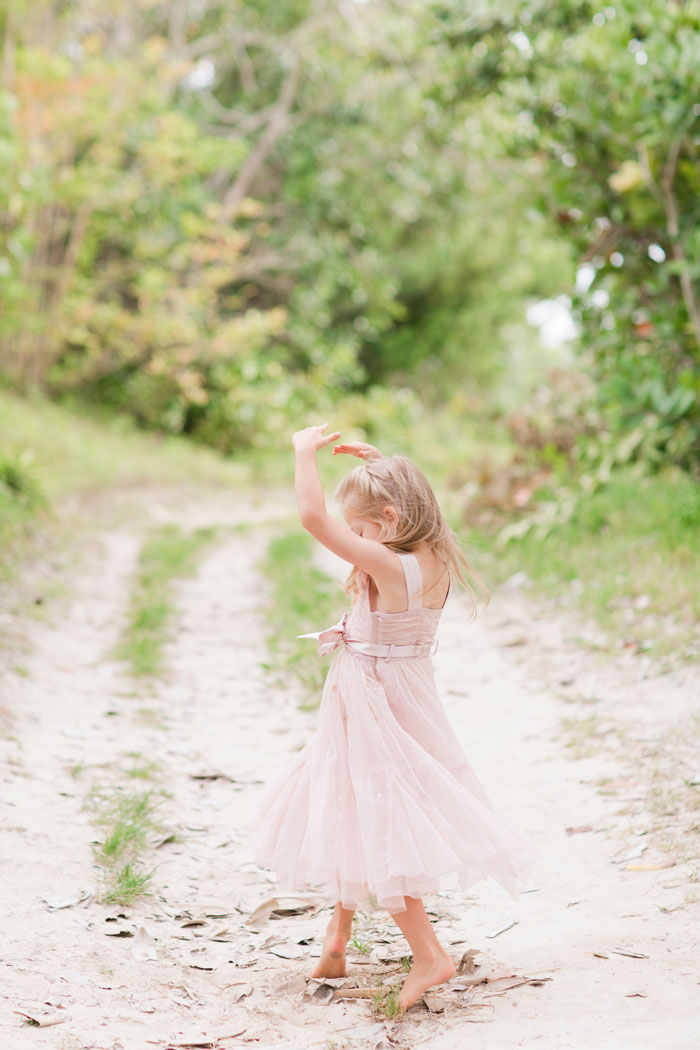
[397,551,422,610]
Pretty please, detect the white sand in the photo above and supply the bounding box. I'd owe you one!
[0,484,698,1049]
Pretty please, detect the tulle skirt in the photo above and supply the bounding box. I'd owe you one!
[252,650,538,913]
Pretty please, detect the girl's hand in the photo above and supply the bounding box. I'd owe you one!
[292,423,341,454]
[332,441,382,460]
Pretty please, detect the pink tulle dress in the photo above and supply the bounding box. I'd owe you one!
[252,551,537,913]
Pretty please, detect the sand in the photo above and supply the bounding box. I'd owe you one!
[0,483,698,1050]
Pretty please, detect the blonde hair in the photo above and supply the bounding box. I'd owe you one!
[335,455,488,617]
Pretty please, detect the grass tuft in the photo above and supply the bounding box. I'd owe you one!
[115,524,217,677]
[101,863,154,905]
[349,931,371,955]
[88,787,160,904]
[474,466,700,665]
[371,982,403,1018]
[94,789,158,861]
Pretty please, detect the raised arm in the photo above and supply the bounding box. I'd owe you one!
[292,425,399,579]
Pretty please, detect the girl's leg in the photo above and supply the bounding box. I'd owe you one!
[390,896,456,1011]
[310,901,355,978]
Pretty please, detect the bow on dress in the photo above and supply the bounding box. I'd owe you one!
[296,613,348,656]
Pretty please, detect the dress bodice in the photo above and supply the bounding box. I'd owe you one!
[343,552,445,649]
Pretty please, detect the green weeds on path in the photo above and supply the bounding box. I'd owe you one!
[114,524,217,678]
[477,467,700,666]
[260,530,342,707]
[0,388,271,580]
[88,786,161,906]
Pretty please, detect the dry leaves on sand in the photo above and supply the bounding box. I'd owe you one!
[158,1032,246,1049]
[42,890,92,910]
[245,895,321,928]
[14,1009,66,1028]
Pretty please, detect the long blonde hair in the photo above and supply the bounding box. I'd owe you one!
[335,455,488,617]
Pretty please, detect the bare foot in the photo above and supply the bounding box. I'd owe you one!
[399,950,456,1012]
[310,927,349,979]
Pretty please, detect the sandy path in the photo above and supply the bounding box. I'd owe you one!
[0,486,698,1050]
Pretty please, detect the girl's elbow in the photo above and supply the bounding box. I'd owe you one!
[299,509,325,535]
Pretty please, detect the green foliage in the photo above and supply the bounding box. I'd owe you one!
[115,524,217,677]
[480,466,700,664]
[0,0,566,453]
[100,863,154,906]
[0,444,49,572]
[434,0,700,471]
[371,982,403,1019]
[0,447,45,510]
[88,785,160,905]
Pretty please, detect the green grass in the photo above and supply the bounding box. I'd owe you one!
[472,467,700,664]
[101,862,154,906]
[88,787,161,905]
[0,387,253,498]
[94,789,158,861]
[259,529,343,705]
[0,386,269,579]
[114,524,217,677]
[349,931,371,955]
[371,983,403,1019]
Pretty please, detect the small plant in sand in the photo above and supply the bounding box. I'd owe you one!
[400,955,412,972]
[101,862,154,905]
[114,524,217,678]
[88,787,161,904]
[349,931,371,955]
[371,982,403,1019]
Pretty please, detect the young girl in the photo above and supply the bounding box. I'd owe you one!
[252,423,538,1012]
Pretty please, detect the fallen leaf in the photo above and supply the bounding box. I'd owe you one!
[267,942,304,959]
[333,988,377,999]
[224,983,253,1003]
[132,926,158,962]
[486,920,518,938]
[189,771,236,782]
[625,990,648,998]
[43,891,91,911]
[155,834,178,850]
[14,1010,66,1028]
[566,825,594,835]
[611,949,649,959]
[625,861,676,871]
[483,976,530,995]
[613,843,647,863]
[274,895,320,915]
[593,952,609,959]
[343,1022,386,1039]
[308,976,348,988]
[243,894,314,928]
[164,1041,214,1049]
[423,994,448,1013]
[456,949,480,974]
[457,973,489,988]
[310,983,334,1004]
[209,928,235,942]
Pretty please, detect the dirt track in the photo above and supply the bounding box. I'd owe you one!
[1,485,698,1050]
